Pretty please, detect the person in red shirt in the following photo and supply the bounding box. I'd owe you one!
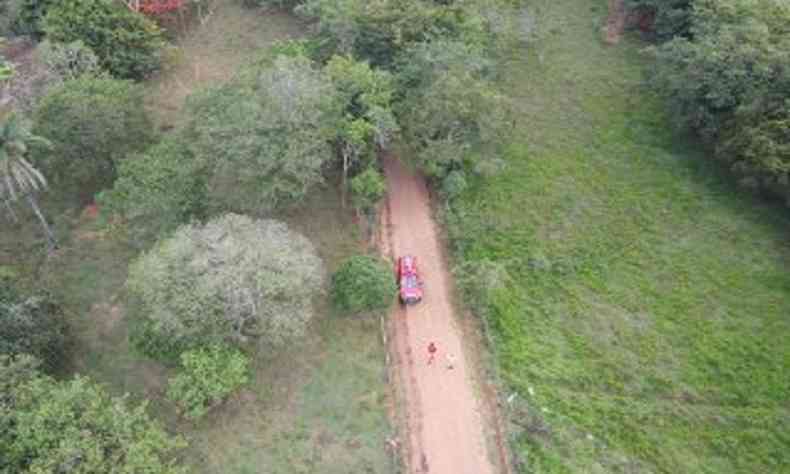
[427,342,437,365]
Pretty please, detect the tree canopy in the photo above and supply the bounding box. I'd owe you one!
[127,214,325,359]
[0,355,185,473]
[97,135,207,245]
[183,55,341,213]
[331,255,396,313]
[33,75,154,195]
[650,0,790,204]
[397,39,509,180]
[43,0,164,79]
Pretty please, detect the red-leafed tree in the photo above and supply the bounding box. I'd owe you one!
[135,0,186,15]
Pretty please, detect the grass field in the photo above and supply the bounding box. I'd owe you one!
[1,2,396,473]
[448,0,790,472]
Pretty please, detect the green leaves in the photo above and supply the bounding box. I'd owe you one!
[397,39,508,180]
[43,0,164,79]
[1,357,185,473]
[0,289,67,373]
[33,75,155,194]
[167,344,250,420]
[98,135,207,245]
[184,55,341,213]
[350,167,386,214]
[0,114,50,201]
[331,255,396,313]
[127,214,325,359]
[650,0,790,203]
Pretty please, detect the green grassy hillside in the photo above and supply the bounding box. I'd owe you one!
[448,1,790,472]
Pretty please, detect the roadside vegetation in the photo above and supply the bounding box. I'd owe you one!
[447,0,790,472]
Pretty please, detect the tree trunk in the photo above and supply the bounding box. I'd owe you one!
[3,200,18,223]
[26,194,57,250]
[341,148,349,209]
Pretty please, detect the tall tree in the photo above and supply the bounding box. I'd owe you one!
[0,114,56,249]
[184,55,342,213]
[325,55,397,206]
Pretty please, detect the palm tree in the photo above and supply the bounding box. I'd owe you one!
[0,113,57,249]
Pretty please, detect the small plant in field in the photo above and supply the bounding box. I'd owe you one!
[332,255,396,313]
[167,344,250,420]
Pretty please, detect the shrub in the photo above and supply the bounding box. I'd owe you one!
[98,135,208,245]
[332,255,396,313]
[10,0,56,37]
[127,214,325,360]
[33,75,155,194]
[0,356,185,473]
[440,169,468,200]
[0,290,67,373]
[36,40,101,82]
[350,166,386,214]
[717,98,790,204]
[43,0,164,79]
[167,344,250,420]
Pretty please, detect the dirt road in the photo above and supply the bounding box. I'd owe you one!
[380,156,498,474]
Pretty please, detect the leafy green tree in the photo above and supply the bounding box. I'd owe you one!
[350,166,386,216]
[296,0,454,66]
[297,0,518,66]
[43,0,164,79]
[325,55,397,203]
[184,55,341,213]
[652,0,790,139]
[11,0,57,36]
[167,344,249,420]
[33,75,154,195]
[718,97,790,203]
[128,214,325,360]
[0,288,67,373]
[98,135,208,245]
[626,0,693,40]
[397,39,509,180]
[0,113,56,249]
[650,0,790,201]
[0,356,185,473]
[332,255,396,313]
[350,166,386,241]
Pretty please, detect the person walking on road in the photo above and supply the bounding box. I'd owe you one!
[446,353,456,370]
[427,342,437,365]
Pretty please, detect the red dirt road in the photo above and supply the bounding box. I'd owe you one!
[380,157,498,474]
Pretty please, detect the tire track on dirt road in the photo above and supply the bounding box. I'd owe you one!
[379,155,499,474]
